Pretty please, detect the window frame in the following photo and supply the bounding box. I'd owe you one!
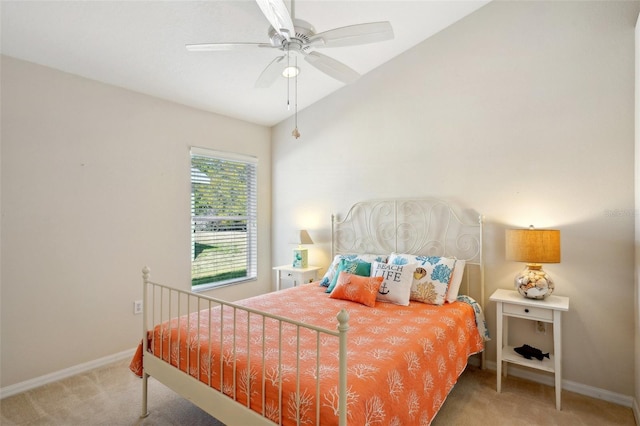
[190,147,258,291]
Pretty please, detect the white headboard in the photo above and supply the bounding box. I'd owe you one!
[331,198,484,303]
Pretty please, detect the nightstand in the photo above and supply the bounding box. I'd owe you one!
[490,288,569,410]
[273,265,321,291]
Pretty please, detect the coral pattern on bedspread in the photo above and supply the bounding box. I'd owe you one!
[130,283,484,425]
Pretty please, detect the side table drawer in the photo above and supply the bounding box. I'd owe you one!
[503,303,553,321]
[280,274,296,288]
[284,270,317,286]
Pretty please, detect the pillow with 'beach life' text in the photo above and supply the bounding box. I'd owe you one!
[370,261,417,306]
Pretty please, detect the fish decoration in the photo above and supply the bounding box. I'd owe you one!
[514,344,550,361]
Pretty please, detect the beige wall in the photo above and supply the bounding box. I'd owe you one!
[0,56,272,388]
[272,0,639,399]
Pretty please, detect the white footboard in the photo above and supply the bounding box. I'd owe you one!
[140,267,349,426]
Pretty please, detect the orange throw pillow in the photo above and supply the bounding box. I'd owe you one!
[329,272,384,307]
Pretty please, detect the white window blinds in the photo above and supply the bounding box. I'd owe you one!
[190,148,258,288]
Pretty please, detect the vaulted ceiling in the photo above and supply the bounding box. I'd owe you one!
[1,1,489,126]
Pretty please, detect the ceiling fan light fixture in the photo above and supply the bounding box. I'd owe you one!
[282,66,300,78]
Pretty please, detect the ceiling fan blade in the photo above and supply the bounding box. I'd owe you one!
[255,0,295,40]
[304,51,360,84]
[309,21,394,48]
[255,55,287,88]
[186,42,271,52]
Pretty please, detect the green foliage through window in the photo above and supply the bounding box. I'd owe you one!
[191,149,257,287]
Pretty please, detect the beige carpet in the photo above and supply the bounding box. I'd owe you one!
[1,358,635,425]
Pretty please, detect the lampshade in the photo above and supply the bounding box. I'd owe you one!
[291,230,314,246]
[505,227,561,300]
[505,228,561,264]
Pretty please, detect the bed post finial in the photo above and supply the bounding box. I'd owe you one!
[142,266,150,283]
[337,308,349,330]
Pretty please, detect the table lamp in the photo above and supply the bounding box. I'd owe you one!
[291,230,313,268]
[505,226,561,299]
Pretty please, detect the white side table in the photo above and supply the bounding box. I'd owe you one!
[273,265,321,291]
[489,288,569,410]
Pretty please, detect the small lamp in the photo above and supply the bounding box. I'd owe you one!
[291,230,313,268]
[505,226,561,299]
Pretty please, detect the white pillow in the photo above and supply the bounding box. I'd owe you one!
[446,259,466,303]
[370,261,416,306]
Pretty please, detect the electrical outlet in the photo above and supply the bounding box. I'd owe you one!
[133,300,143,315]
[535,321,546,334]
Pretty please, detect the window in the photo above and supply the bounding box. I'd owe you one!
[190,147,258,288]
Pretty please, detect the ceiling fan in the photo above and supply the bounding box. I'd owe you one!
[186,0,394,88]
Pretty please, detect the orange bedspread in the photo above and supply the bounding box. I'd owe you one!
[130,283,484,425]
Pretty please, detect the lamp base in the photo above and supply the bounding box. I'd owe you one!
[293,248,308,268]
[514,264,554,299]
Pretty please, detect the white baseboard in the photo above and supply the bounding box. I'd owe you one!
[0,347,136,399]
[632,397,639,425]
[484,360,634,408]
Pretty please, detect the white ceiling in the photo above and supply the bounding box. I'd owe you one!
[1,1,489,126]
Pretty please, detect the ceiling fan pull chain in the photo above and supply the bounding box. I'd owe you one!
[286,44,291,111]
[292,56,301,139]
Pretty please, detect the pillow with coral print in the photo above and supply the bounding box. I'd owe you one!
[388,253,456,306]
[329,272,383,307]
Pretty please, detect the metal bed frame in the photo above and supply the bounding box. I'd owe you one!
[140,270,349,425]
[139,197,484,425]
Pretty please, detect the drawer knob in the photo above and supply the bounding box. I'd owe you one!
[524,308,530,313]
